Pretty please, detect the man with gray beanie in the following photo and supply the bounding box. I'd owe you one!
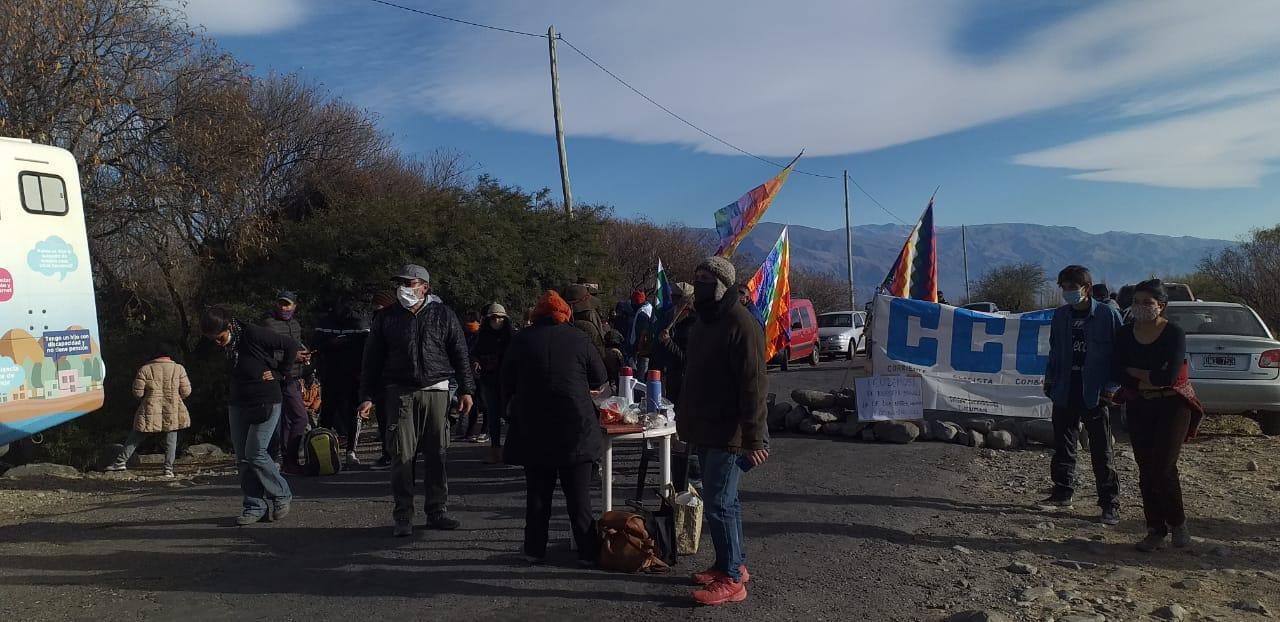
[677,256,769,606]
[359,264,475,537]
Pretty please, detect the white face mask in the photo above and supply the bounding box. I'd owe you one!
[1062,289,1084,305]
[397,286,422,309]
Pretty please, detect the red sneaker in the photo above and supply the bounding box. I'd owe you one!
[692,576,748,606]
[692,565,750,586]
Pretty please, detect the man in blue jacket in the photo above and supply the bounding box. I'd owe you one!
[1042,265,1123,525]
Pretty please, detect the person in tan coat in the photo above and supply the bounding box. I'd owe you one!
[106,348,193,477]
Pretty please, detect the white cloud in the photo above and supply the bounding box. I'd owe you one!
[165,0,309,35]
[1114,70,1280,118]
[360,0,1280,163]
[1015,93,1280,189]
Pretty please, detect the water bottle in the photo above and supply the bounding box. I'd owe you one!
[644,370,662,413]
[619,367,635,406]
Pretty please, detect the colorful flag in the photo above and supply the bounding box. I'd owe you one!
[714,163,795,257]
[880,199,938,302]
[746,227,792,361]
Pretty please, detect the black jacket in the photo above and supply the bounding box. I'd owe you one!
[360,301,475,401]
[474,321,517,376]
[654,312,695,402]
[676,294,768,451]
[227,321,301,407]
[259,314,306,379]
[501,320,608,467]
[313,305,370,386]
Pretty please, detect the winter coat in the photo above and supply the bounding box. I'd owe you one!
[654,312,695,403]
[131,360,192,433]
[360,300,476,401]
[676,294,768,452]
[501,320,608,467]
[260,313,307,379]
[312,305,369,386]
[474,321,517,375]
[226,321,301,407]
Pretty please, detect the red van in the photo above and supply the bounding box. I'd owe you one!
[776,298,819,369]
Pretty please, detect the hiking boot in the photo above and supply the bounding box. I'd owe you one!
[1036,493,1073,510]
[692,576,748,606]
[426,513,461,530]
[236,513,264,526]
[393,520,413,538]
[270,503,291,522]
[1100,507,1120,526]
[1171,524,1192,548]
[104,463,127,472]
[1136,530,1168,552]
[693,565,751,586]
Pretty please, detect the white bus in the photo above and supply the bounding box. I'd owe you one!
[0,137,105,454]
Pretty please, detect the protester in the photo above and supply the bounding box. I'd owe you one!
[678,256,769,606]
[611,299,635,348]
[1114,279,1203,552]
[501,290,606,566]
[370,291,396,469]
[105,346,193,478]
[655,282,696,403]
[1041,265,1124,525]
[1117,285,1136,314]
[458,311,485,444]
[1093,284,1120,312]
[358,264,475,537]
[474,302,516,464]
[565,284,607,357]
[602,329,625,388]
[314,301,370,466]
[202,305,297,526]
[260,290,310,474]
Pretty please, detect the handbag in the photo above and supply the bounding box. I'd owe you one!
[625,495,677,568]
[669,483,704,556]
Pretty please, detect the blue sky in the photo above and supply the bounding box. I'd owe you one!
[172,0,1280,240]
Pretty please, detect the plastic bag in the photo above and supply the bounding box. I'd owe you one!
[598,397,630,425]
[667,484,703,556]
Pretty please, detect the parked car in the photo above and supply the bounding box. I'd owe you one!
[1163,282,1196,302]
[774,298,819,369]
[817,311,867,360]
[1164,301,1280,434]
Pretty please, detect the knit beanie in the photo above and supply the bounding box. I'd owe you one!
[530,290,572,324]
[697,256,736,300]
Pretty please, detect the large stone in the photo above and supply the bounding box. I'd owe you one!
[810,410,841,424]
[767,403,793,432]
[184,443,226,458]
[822,422,844,436]
[5,463,81,479]
[798,418,824,434]
[842,421,867,437]
[986,430,1016,450]
[968,430,985,448]
[135,453,167,465]
[832,389,857,410]
[962,418,997,434]
[1023,419,1055,445]
[785,406,809,432]
[1153,604,1189,621]
[1006,561,1038,575]
[1232,600,1271,616]
[873,421,919,444]
[859,426,877,442]
[944,612,1011,622]
[791,389,836,409]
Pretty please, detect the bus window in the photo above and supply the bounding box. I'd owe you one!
[19,172,69,215]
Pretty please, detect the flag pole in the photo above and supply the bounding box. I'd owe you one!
[843,170,855,310]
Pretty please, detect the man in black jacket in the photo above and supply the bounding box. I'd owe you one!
[314,301,370,467]
[260,290,310,474]
[358,265,475,537]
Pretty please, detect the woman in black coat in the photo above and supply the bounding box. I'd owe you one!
[502,291,607,565]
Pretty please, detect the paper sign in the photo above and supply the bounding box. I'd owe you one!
[855,376,925,422]
[43,329,92,358]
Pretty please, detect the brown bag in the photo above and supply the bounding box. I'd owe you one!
[598,511,670,574]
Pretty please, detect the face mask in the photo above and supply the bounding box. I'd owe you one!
[397,286,422,309]
[489,318,504,330]
[693,280,720,304]
[275,309,295,321]
[1062,289,1084,305]
[1131,304,1161,322]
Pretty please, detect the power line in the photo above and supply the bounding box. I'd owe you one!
[365,0,544,38]
[363,0,911,224]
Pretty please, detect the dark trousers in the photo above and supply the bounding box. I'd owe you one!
[523,462,599,561]
[386,386,450,522]
[1127,396,1190,534]
[1051,404,1120,509]
[480,376,504,448]
[270,380,309,467]
[319,379,360,453]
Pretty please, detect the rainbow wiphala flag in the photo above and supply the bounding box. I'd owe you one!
[746,227,791,361]
[881,199,938,302]
[714,165,794,258]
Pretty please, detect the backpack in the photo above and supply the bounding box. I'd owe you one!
[598,509,673,574]
[303,427,342,476]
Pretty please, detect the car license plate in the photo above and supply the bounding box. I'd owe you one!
[1204,355,1237,368]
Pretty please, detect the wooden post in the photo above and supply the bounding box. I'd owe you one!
[844,170,855,310]
[962,224,971,303]
[548,26,572,215]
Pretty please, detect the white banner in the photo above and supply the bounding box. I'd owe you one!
[871,296,1054,419]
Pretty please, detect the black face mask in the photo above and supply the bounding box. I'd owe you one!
[693,280,719,304]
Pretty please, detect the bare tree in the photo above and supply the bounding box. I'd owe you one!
[1200,225,1280,332]
[973,262,1047,312]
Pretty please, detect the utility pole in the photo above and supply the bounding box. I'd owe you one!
[962,224,971,303]
[547,26,572,215]
[843,171,856,310]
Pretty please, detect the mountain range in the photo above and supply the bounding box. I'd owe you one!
[731,222,1234,303]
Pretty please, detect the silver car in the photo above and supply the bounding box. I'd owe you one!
[818,311,866,360]
[1165,302,1280,434]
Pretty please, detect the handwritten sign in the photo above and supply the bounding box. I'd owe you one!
[43,329,92,358]
[855,376,924,422]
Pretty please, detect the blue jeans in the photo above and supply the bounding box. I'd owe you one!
[229,404,293,518]
[698,447,745,581]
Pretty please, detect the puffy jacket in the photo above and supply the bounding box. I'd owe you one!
[360,300,476,401]
[260,313,306,379]
[501,320,607,467]
[676,294,768,452]
[131,360,192,433]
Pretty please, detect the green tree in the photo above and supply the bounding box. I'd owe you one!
[973,262,1048,313]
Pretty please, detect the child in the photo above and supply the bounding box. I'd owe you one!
[302,369,322,429]
[106,345,193,478]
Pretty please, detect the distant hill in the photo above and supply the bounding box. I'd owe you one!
[730,222,1234,304]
